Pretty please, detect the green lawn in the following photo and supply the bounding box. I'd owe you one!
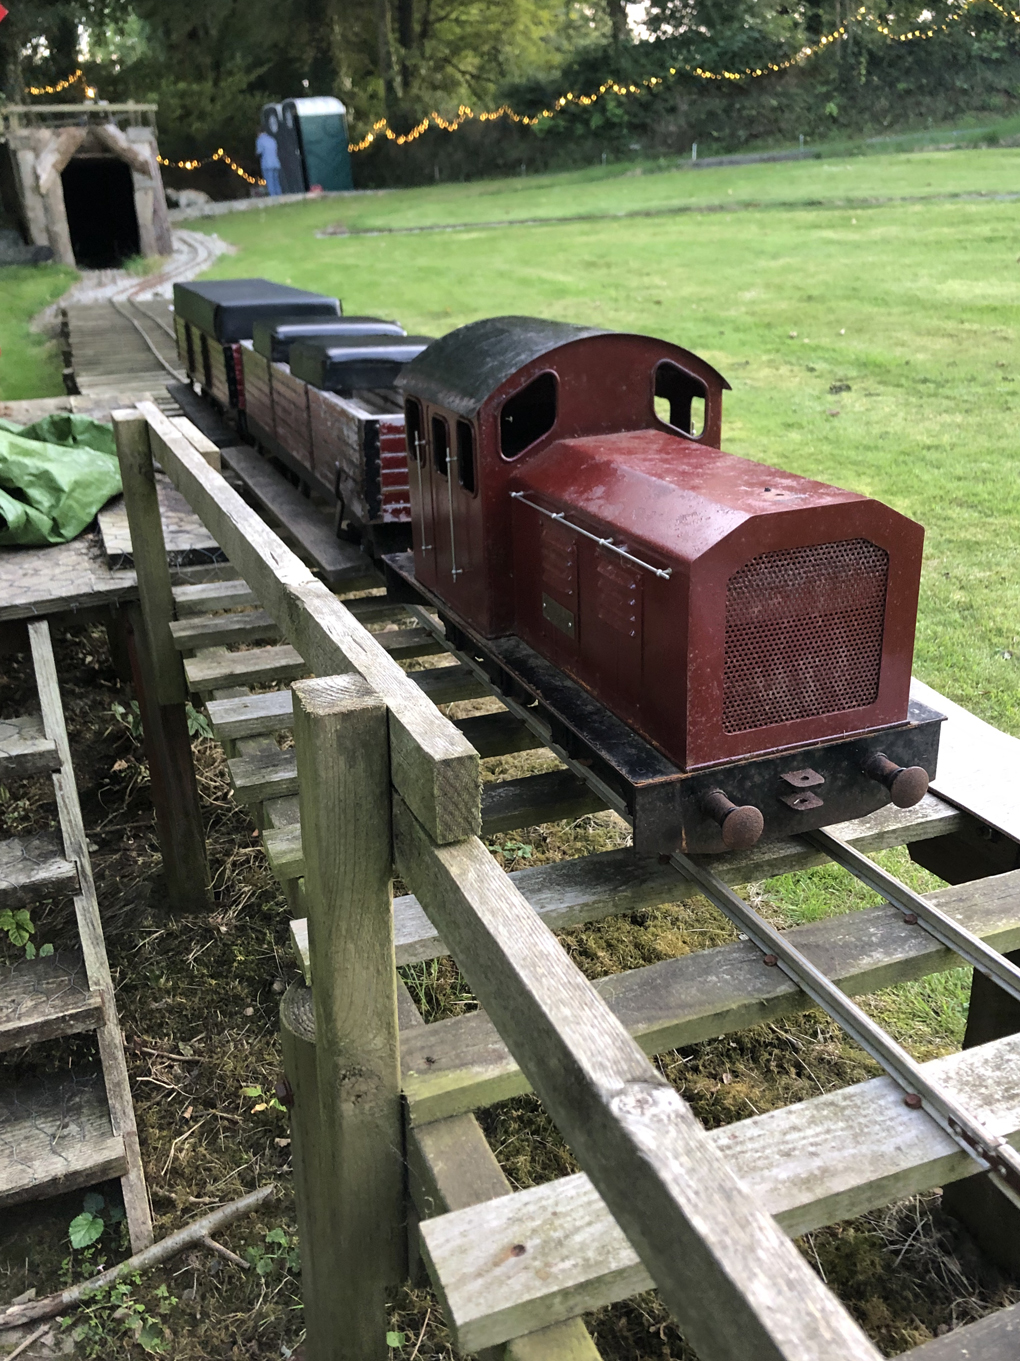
[0,263,78,403]
[189,149,1020,737]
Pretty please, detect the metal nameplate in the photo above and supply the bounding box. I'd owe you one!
[542,593,575,639]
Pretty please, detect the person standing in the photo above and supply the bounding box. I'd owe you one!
[256,127,282,195]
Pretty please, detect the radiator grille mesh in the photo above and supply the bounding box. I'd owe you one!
[723,539,888,733]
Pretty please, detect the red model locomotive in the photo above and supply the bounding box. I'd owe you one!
[388,316,942,857]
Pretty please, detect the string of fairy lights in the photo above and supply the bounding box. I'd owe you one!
[155,147,264,186]
[23,0,1020,180]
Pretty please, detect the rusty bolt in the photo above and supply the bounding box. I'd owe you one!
[762,954,779,967]
[275,1076,295,1109]
[903,1093,923,1109]
[902,912,919,926]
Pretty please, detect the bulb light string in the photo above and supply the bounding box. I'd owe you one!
[348,0,1020,152]
[155,147,265,186]
[27,0,1020,178]
[25,66,86,96]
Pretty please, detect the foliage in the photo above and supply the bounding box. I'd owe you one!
[244,1225,300,1276]
[7,0,1020,188]
[0,904,54,959]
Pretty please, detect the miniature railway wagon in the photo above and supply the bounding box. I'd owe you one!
[389,316,942,857]
[173,278,431,553]
[173,278,339,412]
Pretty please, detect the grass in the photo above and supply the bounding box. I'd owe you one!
[0,263,77,403]
[188,146,1020,736]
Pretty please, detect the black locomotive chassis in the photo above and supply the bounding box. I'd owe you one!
[385,553,944,857]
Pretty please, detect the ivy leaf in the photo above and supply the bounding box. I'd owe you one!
[82,1191,105,1215]
[138,1321,168,1354]
[386,1332,405,1349]
[39,943,54,957]
[69,1211,105,1249]
[23,941,36,959]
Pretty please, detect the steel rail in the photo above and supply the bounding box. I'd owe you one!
[669,848,1020,1210]
[509,492,673,580]
[805,827,1020,1005]
[126,294,177,341]
[108,298,184,381]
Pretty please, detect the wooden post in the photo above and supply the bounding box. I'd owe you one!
[910,827,1020,1273]
[113,410,210,911]
[293,674,403,1361]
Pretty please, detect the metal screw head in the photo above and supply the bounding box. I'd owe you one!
[510,1243,527,1257]
[762,954,779,967]
[904,1093,923,1109]
[902,912,919,926]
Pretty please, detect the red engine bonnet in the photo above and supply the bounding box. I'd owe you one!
[508,430,924,770]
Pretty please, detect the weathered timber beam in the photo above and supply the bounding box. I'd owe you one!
[137,401,480,844]
[287,796,967,983]
[393,794,881,1361]
[401,863,1020,1123]
[409,1115,603,1361]
[418,1029,1020,1350]
[204,663,489,742]
[899,1301,1020,1358]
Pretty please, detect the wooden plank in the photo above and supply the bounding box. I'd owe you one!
[0,715,60,779]
[28,620,153,1252]
[409,1115,603,1361]
[171,415,220,471]
[903,1303,1020,1359]
[222,444,378,587]
[138,401,480,844]
[112,411,186,707]
[418,1029,1020,1349]
[113,411,209,912]
[172,578,256,615]
[456,711,545,760]
[0,1069,125,1207]
[265,823,304,881]
[260,759,612,883]
[394,797,881,1361]
[401,864,1020,1125]
[0,949,102,1052]
[481,768,607,834]
[229,748,299,804]
[184,644,307,692]
[295,675,403,1359]
[206,664,490,741]
[912,677,1020,842]
[170,608,280,650]
[0,832,78,908]
[289,795,966,981]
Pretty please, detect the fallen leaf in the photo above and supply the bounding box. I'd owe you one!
[827,409,841,417]
[112,759,129,772]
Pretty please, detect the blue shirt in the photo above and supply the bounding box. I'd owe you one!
[256,131,280,170]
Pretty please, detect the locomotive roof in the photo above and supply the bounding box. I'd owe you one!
[397,315,730,418]
[397,317,608,417]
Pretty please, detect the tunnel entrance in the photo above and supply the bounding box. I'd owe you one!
[61,155,140,267]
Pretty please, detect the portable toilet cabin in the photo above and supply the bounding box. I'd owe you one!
[281,97,354,192]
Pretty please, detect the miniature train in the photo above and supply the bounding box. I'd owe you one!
[173,281,940,858]
[387,317,942,857]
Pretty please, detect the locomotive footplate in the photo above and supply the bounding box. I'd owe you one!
[383,552,944,858]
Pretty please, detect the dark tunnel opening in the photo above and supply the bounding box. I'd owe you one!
[61,156,140,268]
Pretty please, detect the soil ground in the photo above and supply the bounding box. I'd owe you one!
[2,619,1018,1358]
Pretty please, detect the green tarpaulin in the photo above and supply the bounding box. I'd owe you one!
[0,414,121,547]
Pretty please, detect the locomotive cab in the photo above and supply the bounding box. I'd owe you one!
[397,316,728,637]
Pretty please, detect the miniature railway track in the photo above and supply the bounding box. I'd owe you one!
[62,297,185,399]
